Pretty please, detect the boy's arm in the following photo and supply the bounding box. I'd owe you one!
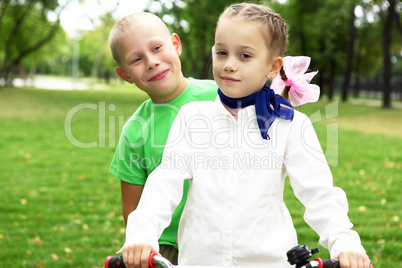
[121,181,144,225]
[120,106,193,253]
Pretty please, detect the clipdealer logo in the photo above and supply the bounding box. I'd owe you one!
[129,151,284,173]
[300,101,339,167]
[64,102,128,149]
[64,101,339,167]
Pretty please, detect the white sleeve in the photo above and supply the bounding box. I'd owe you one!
[118,108,193,253]
[284,113,366,259]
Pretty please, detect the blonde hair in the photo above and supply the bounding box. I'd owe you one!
[109,12,170,66]
[219,3,291,98]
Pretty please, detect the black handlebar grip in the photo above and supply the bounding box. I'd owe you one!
[321,259,340,268]
[105,256,126,268]
[320,259,373,268]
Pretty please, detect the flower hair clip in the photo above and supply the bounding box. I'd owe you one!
[271,56,320,107]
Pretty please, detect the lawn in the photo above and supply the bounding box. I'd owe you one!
[0,87,401,267]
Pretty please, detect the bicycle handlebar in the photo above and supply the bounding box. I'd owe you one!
[287,245,373,268]
[105,245,373,268]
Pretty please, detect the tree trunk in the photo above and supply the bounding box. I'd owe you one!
[328,58,336,101]
[318,70,326,99]
[0,0,11,36]
[341,5,356,102]
[0,65,12,86]
[382,0,395,108]
[318,39,326,99]
[296,5,307,55]
[353,40,362,98]
[353,72,360,98]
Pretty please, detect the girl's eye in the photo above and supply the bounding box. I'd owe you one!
[153,45,161,52]
[216,51,227,56]
[240,53,251,59]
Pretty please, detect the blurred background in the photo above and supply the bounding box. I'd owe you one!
[0,0,401,107]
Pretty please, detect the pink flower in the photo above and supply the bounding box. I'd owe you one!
[271,56,320,106]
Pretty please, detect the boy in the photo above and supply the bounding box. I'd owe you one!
[108,12,217,264]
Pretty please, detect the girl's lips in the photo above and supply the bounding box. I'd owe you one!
[221,76,240,83]
[149,70,169,81]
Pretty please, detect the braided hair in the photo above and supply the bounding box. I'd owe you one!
[280,67,290,100]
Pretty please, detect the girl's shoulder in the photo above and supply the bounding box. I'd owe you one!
[275,110,312,136]
[293,109,310,121]
[285,110,317,139]
[180,99,217,115]
[276,109,309,125]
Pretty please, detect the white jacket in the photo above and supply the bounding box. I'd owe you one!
[121,97,365,267]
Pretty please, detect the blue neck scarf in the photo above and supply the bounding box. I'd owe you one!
[218,85,294,140]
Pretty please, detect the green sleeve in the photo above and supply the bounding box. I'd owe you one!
[109,116,148,185]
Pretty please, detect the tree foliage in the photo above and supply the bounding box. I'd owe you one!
[78,12,116,81]
[143,0,401,105]
[0,0,68,86]
[1,0,400,107]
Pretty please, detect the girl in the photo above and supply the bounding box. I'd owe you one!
[119,3,371,268]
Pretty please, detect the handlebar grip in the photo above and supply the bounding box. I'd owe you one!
[148,252,159,268]
[316,258,374,268]
[320,259,340,268]
[105,256,125,268]
[105,253,173,268]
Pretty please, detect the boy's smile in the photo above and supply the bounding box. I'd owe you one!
[149,69,170,82]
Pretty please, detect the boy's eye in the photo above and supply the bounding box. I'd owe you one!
[153,45,161,52]
[133,58,142,64]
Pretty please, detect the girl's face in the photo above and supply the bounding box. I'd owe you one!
[213,17,281,98]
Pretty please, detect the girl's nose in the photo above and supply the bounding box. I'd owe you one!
[224,58,237,72]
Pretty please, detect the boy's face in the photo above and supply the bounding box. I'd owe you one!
[116,20,186,103]
[213,18,281,98]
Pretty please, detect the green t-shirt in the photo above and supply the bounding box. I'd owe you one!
[110,78,217,248]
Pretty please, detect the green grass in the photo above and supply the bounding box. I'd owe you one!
[0,87,401,267]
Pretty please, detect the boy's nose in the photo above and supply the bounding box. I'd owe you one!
[146,56,160,70]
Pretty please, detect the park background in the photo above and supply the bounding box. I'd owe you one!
[0,0,401,267]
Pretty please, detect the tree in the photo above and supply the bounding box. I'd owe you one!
[284,0,351,100]
[0,0,69,86]
[35,28,70,76]
[382,0,401,108]
[79,12,117,81]
[341,2,358,102]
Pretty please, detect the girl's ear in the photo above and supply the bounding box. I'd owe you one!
[267,57,283,80]
[171,33,182,56]
[116,66,134,84]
